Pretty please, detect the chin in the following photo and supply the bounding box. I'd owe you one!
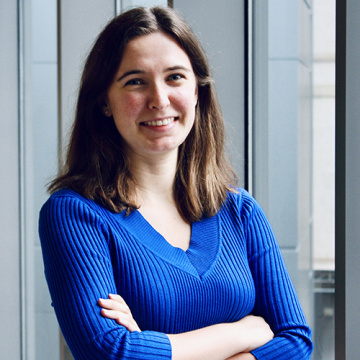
[146,140,182,154]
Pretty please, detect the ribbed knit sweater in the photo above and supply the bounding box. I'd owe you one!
[39,188,313,359]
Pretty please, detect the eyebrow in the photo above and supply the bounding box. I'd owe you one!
[117,70,144,82]
[167,65,191,72]
[116,65,191,82]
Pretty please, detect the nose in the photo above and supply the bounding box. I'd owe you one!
[148,82,170,110]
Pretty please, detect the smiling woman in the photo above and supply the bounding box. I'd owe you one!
[104,32,198,158]
[38,6,313,360]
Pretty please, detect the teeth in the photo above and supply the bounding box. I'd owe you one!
[144,117,175,126]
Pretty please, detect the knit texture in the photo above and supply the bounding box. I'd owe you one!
[39,188,313,359]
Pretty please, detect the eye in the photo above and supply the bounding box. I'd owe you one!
[167,73,184,81]
[125,78,144,86]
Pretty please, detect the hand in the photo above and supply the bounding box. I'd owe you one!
[232,315,273,353]
[98,294,141,332]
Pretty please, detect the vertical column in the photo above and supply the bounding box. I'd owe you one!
[345,0,360,350]
[335,0,360,358]
[0,1,21,359]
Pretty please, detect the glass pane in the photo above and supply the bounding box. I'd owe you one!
[312,0,335,359]
[22,0,60,359]
[312,0,335,271]
[252,1,335,359]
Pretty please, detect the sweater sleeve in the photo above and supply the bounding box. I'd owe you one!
[39,192,171,360]
[241,193,313,359]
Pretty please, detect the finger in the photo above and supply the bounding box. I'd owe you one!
[100,308,122,320]
[98,294,129,309]
[108,293,125,303]
[101,308,129,324]
[118,318,141,332]
[100,309,141,332]
[98,294,125,305]
[98,298,129,312]
[98,294,122,303]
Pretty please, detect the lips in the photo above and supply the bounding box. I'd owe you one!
[142,117,177,127]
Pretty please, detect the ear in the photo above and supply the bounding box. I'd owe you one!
[194,86,199,106]
[102,105,112,117]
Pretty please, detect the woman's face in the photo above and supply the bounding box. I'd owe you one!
[104,32,198,160]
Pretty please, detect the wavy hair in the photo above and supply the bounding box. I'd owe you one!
[49,6,237,222]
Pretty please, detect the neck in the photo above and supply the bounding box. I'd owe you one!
[129,150,178,206]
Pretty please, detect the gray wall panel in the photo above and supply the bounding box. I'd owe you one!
[0,0,21,359]
[60,0,115,157]
[173,0,246,183]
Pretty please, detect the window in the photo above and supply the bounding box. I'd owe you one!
[251,1,335,358]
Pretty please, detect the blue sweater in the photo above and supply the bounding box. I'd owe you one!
[39,188,313,359]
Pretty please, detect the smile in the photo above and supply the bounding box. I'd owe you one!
[142,117,176,127]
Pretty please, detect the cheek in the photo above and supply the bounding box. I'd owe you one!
[126,94,145,114]
[173,89,197,116]
[116,94,144,120]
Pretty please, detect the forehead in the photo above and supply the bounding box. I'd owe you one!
[119,32,192,70]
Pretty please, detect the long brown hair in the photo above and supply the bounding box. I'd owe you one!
[49,6,237,222]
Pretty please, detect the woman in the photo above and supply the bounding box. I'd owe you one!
[39,6,313,360]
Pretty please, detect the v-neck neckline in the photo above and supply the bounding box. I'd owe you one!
[118,209,222,279]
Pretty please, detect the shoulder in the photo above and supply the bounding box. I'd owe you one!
[40,189,110,219]
[39,189,115,237]
[42,188,94,207]
[223,188,260,216]
[39,189,114,248]
[219,188,272,232]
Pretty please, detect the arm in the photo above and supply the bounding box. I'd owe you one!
[167,318,265,360]
[39,193,171,360]
[99,295,272,360]
[241,192,313,359]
